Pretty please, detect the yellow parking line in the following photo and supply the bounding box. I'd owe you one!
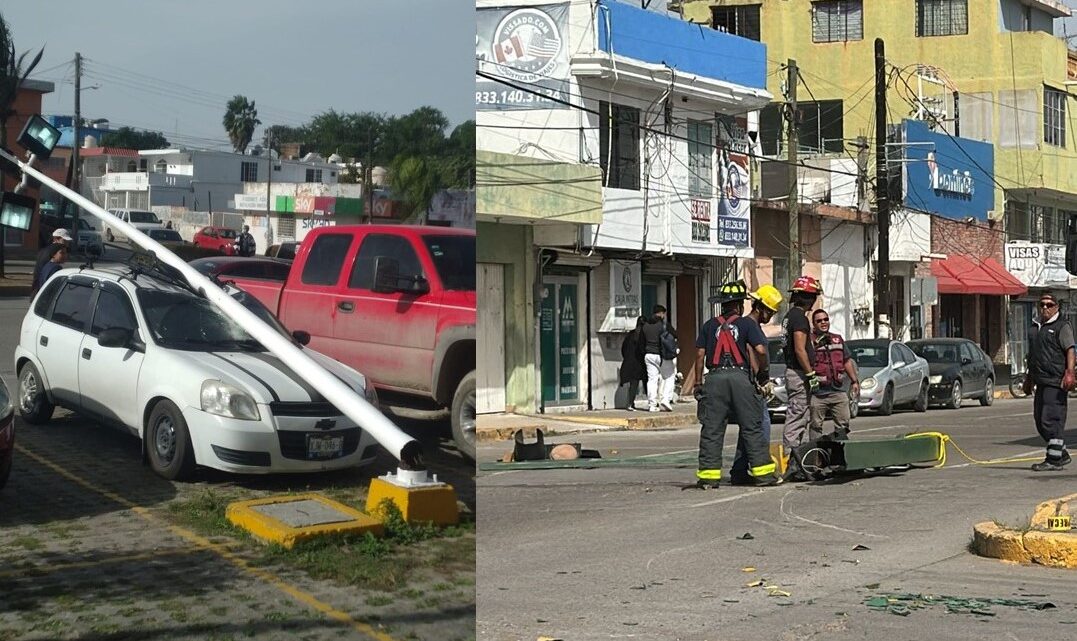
[15,444,400,641]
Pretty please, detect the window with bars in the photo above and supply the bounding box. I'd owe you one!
[598,101,641,191]
[1006,201,1030,241]
[812,1,863,43]
[1044,86,1066,147]
[687,120,714,197]
[758,100,845,156]
[711,5,761,41]
[241,161,258,182]
[916,0,968,37]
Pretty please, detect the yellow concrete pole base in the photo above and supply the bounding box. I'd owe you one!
[972,514,1077,569]
[365,476,460,527]
[226,493,384,549]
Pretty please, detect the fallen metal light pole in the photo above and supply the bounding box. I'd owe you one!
[0,146,425,470]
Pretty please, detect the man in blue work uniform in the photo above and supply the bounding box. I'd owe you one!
[1024,293,1075,471]
[692,280,781,488]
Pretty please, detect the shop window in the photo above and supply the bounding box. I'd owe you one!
[711,5,761,41]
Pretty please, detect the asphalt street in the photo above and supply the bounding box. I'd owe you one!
[477,399,1077,641]
[0,296,475,641]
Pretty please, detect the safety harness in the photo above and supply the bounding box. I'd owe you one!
[711,314,746,368]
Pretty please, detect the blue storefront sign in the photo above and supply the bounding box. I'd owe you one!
[903,119,994,221]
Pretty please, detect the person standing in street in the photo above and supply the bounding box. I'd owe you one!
[235,225,256,257]
[32,228,72,291]
[32,244,68,298]
[693,280,780,488]
[619,316,647,411]
[641,305,677,412]
[730,284,783,485]
[808,309,859,441]
[781,275,823,452]
[1024,293,1075,471]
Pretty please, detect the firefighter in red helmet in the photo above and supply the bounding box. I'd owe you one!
[781,275,823,460]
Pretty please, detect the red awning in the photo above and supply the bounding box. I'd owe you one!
[930,255,1027,296]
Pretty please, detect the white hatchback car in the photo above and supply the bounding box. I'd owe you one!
[14,262,380,480]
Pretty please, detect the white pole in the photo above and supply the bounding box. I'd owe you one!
[2,147,425,469]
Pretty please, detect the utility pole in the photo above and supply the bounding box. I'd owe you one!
[265,129,273,244]
[874,39,891,338]
[786,59,800,276]
[71,52,82,247]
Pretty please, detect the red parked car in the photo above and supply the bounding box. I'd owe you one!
[1,376,14,489]
[192,226,238,255]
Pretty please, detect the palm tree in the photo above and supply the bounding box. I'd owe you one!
[222,95,261,154]
[0,13,43,148]
[390,155,447,225]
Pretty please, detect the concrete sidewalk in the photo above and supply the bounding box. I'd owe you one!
[477,399,699,442]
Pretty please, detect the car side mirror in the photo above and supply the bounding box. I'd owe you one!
[405,276,430,296]
[372,257,401,293]
[292,330,311,346]
[97,327,143,353]
[962,357,971,365]
[893,361,905,369]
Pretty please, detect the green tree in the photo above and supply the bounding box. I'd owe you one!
[382,106,450,159]
[390,155,452,224]
[222,95,261,154]
[0,13,42,148]
[101,126,170,150]
[262,124,306,153]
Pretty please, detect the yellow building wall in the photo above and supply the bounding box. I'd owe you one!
[684,0,1075,210]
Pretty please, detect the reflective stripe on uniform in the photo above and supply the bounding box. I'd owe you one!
[749,462,776,477]
[696,469,722,480]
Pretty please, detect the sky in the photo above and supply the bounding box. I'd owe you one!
[2,0,475,151]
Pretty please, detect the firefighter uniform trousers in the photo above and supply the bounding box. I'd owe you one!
[698,367,775,481]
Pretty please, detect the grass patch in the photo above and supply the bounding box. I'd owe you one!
[160,492,475,593]
[991,514,1033,533]
[364,595,393,607]
[10,536,43,551]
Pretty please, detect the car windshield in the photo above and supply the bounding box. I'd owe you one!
[849,344,888,368]
[910,343,961,363]
[137,289,264,351]
[423,235,475,291]
[129,211,161,224]
[218,229,237,239]
[229,288,293,340]
[77,219,95,231]
[150,229,183,242]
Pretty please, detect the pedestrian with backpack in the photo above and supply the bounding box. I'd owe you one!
[641,305,678,412]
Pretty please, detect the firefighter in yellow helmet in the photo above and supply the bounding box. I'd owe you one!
[692,280,781,488]
[729,284,783,484]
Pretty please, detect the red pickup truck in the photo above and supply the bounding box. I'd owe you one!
[228,225,476,459]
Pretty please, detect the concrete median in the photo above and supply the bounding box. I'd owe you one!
[972,492,1077,569]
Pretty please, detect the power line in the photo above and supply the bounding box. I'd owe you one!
[477,68,864,179]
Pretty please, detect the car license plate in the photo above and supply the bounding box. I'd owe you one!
[307,434,344,459]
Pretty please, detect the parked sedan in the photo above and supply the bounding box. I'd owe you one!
[765,338,859,420]
[847,339,930,415]
[14,260,379,480]
[907,338,995,409]
[0,376,13,489]
[193,226,238,255]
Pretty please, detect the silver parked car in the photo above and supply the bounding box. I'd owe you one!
[847,339,930,415]
[766,337,859,420]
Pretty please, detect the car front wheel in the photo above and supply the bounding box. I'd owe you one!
[146,400,195,480]
[18,362,54,425]
[450,371,476,462]
[878,384,894,416]
[913,381,928,413]
[980,377,994,406]
[946,380,963,410]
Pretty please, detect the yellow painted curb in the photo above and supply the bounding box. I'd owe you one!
[973,492,1077,569]
[366,477,459,527]
[226,493,383,549]
[1030,492,1077,530]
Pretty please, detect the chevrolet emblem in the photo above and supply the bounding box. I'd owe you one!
[314,419,337,431]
